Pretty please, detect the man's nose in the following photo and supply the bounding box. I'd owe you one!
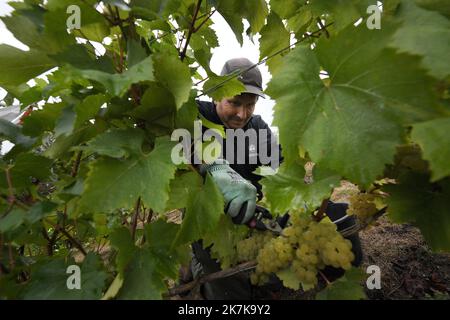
[236,107,246,119]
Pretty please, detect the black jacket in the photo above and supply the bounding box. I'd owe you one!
[195,100,282,199]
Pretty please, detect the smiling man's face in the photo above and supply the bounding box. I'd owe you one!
[214,93,258,129]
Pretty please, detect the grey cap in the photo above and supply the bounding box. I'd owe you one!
[220,58,266,99]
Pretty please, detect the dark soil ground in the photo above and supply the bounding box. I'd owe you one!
[358,217,450,299]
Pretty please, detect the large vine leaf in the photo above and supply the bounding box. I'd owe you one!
[152,52,192,110]
[316,267,367,300]
[22,253,108,300]
[384,173,450,251]
[259,12,290,76]
[261,160,340,214]
[267,22,440,186]
[172,174,224,247]
[203,74,247,101]
[415,0,450,18]
[116,220,189,300]
[214,0,268,45]
[0,153,53,190]
[0,45,55,88]
[412,117,450,181]
[203,215,248,269]
[389,0,450,79]
[165,171,201,211]
[77,134,177,214]
[309,0,373,31]
[69,56,154,97]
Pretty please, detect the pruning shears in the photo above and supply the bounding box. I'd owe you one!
[247,205,287,235]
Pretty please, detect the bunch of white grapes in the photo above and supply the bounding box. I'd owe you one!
[241,212,355,289]
[236,231,274,262]
[347,193,377,221]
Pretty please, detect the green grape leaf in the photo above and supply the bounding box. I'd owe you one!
[259,12,290,76]
[0,153,53,189]
[317,267,367,300]
[26,201,59,224]
[172,174,224,247]
[203,215,248,269]
[270,0,301,19]
[0,209,27,233]
[76,128,145,159]
[152,52,192,110]
[116,249,167,300]
[203,74,247,101]
[415,0,450,18]
[50,44,115,73]
[74,94,108,128]
[287,7,313,37]
[412,117,450,181]
[54,104,77,138]
[0,45,55,88]
[175,93,199,131]
[267,23,439,186]
[110,227,137,274]
[21,103,64,137]
[309,0,373,32]
[118,220,187,300]
[145,220,191,277]
[78,136,177,214]
[22,253,107,300]
[0,119,35,148]
[214,0,245,45]
[261,161,340,215]
[127,38,148,68]
[240,0,269,36]
[165,171,202,211]
[389,0,450,79]
[196,24,219,48]
[215,0,267,43]
[44,124,102,159]
[128,82,176,134]
[71,56,154,96]
[1,6,74,54]
[276,268,301,290]
[384,173,450,251]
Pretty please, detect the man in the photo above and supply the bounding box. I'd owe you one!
[190,57,276,299]
[196,57,278,225]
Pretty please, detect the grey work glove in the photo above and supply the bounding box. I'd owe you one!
[199,159,257,224]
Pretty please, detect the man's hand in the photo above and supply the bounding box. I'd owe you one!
[200,159,257,224]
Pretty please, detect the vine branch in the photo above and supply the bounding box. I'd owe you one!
[180,0,203,61]
[166,261,257,297]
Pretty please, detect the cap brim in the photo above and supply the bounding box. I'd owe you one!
[243,84,266,99]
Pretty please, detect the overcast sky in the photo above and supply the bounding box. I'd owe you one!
[0,1,276,126]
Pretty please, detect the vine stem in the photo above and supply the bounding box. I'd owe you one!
[71,151,83,178]
[318,270,331,285]
[45,220,87,256]
[131,197,141,241]
[193,9,216,33]
[179,0,203,61]
[313,198,329,222]
[8,244,15,270]
[165,261,257,297]
[5,167,15,206]
[0,234,3,275]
